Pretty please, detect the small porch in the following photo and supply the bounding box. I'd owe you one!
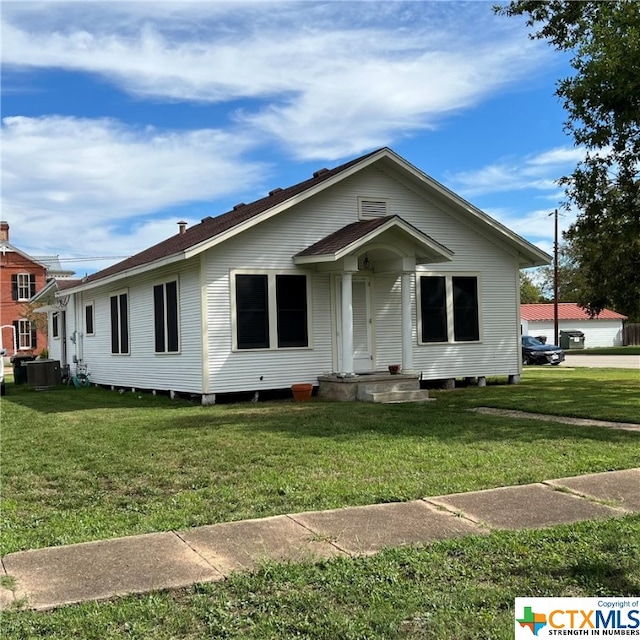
[317,371,433,403]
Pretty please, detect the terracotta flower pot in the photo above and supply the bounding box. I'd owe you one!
[291,383,313,401]
[388,364,402,375]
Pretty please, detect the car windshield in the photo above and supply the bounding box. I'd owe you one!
[522,336,543,347]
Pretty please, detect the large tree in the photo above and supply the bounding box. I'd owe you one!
[496,1,640,320]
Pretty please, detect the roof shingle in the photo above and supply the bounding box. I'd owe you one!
[521,303,627,321]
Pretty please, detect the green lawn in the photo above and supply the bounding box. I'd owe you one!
[1,367,639,638]
[1,367,638,556]
[2,516,639,639]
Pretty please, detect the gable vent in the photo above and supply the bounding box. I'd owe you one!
[359,199,389,219]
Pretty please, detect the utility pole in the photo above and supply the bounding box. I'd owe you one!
[553,209,559,346]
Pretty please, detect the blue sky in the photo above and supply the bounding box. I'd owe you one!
[2,1,579,276]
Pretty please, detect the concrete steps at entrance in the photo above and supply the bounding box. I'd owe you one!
[317,373,431,403]
[361,389,433,404]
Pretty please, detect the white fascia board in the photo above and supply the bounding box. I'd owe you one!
[380,152,552,267]
[183,151,392,260]
[58,252,187,295]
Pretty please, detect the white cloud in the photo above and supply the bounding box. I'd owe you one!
[1,2,553,160]
[447,146,586,197]
[1,115,266,273]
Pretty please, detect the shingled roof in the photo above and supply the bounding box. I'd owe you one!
[82,148,382,285]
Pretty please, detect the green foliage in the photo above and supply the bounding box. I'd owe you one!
[496,1,640,320]
[519,270,545,303]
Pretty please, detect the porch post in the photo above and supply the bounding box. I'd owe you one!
[341,270,354,375]
[401,258,415,372]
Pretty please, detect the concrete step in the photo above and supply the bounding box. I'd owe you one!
[363,389,434,404]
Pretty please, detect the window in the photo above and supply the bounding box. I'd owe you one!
[236,275,269,349]
[84,303,95,336]
[153,280,179,353]
[12,274,36,301]
[419,274,480,343]
[234,272,310,350]
[419,276,448,343]
[52,312,59,339]
[276,275,308,348]
[452,277,479,342]
[14,320,37,350]
[110,292,129,354]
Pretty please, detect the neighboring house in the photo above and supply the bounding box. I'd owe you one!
[0,221,54,356]
[34,148,549,402]
[521,303,628,348]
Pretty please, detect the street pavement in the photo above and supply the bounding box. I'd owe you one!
[562,354,640,369]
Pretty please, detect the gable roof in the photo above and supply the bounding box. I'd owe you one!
[521,303,627,321]
[64,147,550,293]
[0,241,49,270]
[294,215,454,264]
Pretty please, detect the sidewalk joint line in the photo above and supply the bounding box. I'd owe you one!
[171,531,225,576]
[285,514,353,557]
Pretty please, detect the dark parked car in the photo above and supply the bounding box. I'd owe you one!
[521,336,565,365]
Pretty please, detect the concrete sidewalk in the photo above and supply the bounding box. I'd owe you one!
[2,468,639,611]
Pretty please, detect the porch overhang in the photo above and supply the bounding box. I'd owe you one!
[293,215,454,266]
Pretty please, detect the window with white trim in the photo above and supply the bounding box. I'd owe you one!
[110,291,129,354]
[418,274,480,343]
[52,312,60,339]
[15,319,37,350]
[153,280,179,353]
[233,272,310,350]
[84,302,95,336]
[12,273,36,301]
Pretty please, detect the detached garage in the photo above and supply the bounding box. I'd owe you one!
[521,303,627,348]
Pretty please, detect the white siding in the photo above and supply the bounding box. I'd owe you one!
[60,163,526,394]
[72,261,204,392]
[525,319,624,348]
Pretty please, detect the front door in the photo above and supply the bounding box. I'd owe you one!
[336,276,374,373]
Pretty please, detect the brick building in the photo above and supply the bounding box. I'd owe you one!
[0,221,72,356]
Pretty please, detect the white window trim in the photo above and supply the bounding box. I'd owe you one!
[358,196,390,220]
[84,301,95,337]
[17,273,32,301]
[52,311,60,340]
[416,271,483,345]
[230,269,313,352]
[153,277,181,355]
[17,319,33,350]
[110,289,130,356]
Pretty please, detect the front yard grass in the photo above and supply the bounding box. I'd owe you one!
[2,516,639,639]
[1,367,638,556]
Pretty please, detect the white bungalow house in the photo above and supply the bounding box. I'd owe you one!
[34,148,550,403]
[521,303,628,348]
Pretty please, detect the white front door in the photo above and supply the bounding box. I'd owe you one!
[336,276,374,373]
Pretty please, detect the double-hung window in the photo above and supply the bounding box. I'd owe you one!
[110,291,129,354]
[234,272,309,350]
[14,319,37,350]
[12,274,36,301]
[153,280,179,353]
[418,274,480,343]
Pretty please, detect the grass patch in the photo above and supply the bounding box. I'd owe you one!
[2,516,639,639]
[1,368,638,556]
[567,346,640,356]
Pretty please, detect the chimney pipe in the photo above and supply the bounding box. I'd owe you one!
[0,221,9,242]
[177,220,187,235]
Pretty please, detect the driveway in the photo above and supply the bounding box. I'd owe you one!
[562,354,640,369]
